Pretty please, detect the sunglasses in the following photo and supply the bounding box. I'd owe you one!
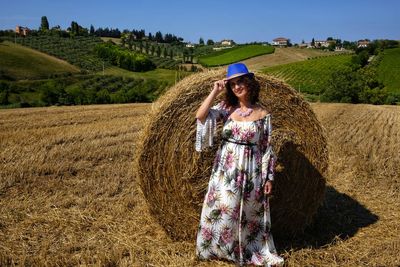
[228,77,247,88]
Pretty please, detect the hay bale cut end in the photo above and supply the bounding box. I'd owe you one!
[135,70,328,241]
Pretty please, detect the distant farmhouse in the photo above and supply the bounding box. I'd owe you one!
[272,37,289,47]
[15,25,30,36]
[314,40,336,48]
[213,39,235,51]
[220,39,234,46]
[357,40,370,48]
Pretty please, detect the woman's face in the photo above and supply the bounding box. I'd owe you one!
[228,76,249,100]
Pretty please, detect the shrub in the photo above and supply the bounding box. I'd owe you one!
[358,88,388,105]
[0,82,10,105]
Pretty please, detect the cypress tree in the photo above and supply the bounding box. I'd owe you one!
[156,45,161,57]
[40,16,49,31]
[90,25,95,35]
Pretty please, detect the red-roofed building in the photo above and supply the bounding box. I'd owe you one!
[357,40,370,48]
[272,37,289,47]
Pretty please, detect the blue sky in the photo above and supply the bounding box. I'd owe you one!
[0,0,398,44]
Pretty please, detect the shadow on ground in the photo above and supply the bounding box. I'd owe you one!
[275,185,379,250]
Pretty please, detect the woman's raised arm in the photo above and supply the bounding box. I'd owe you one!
[195,80,226,124]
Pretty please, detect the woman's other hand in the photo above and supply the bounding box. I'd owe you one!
[264,180,273,195]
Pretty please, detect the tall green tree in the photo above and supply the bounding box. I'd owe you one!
[351,50,369,68]
[69,21,88,36]
[156,45,161,57]
[161,46,166,57]
[322,67,360,103]
[199,37,204,45]
[155,31,163,43]
[328,42,336,51]
[90,25,95,35]
[70,21,78,35]
[207,39,214,45]
[40,16,49,31]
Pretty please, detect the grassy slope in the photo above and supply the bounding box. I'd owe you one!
[0,41,79,80]
[261,54,353,94]
[377,47,400,93]
[100,37,122,44]
[100,66,188,84]
[198,45,275,67]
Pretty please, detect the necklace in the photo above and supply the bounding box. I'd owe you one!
[235,107,253,117]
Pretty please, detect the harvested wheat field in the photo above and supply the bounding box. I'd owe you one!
[0,102,399,266]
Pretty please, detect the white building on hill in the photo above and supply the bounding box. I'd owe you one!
[272,37,289,47]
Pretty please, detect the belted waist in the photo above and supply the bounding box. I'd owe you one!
[221,138,257,146]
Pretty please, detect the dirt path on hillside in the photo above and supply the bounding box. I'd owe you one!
[243,47,341,71]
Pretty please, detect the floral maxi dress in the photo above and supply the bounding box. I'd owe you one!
[195,102,284,266]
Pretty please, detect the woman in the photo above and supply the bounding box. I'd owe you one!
[195,63,284,266]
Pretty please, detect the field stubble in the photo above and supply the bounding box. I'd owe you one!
[0,103,399,266]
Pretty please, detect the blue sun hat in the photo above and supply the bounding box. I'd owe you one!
[225,62,254,80]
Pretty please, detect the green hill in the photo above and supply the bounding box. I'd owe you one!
[262,54,353,95]
[0,41,79,80]
[198,45,275,67]
[100,66,188,85]
[378,47,400,93]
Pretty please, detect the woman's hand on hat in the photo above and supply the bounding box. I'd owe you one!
[213,80,226,94]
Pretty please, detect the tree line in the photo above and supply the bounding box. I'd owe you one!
[0,15,185,45]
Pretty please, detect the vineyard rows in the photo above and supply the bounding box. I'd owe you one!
[15,36,106,71]
[68,75,169,103]
[263,54,353,94]
[377,47,400,93]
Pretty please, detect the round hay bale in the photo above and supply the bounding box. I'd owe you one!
[135,69,328,241]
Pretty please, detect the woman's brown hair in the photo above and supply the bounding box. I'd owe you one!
[224,74,260,107]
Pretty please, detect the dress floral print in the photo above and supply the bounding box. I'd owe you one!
[195,102,284,266]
